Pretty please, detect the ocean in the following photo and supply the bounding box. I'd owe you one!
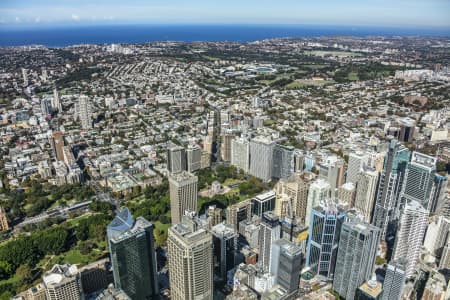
[0,24,449,47]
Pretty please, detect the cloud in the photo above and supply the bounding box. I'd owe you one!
[71,14,80,21]
[35,17,41,23]
[15,16,21,22]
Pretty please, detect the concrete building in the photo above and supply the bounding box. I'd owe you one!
[424,216,450,257]
[169,171,198,224]
[305,179,331,227]
[333,218,380,300]
[272,144,294,180]
[275,173,312,226]
[347,151,367,184]
[43,264,83,300]
[249,136,275,182]
[392,200,428,278]
[186,144,202,173]
[306,201,346,279]
[337,182,356,207]
[381,259,406,300]
[231,137,250,173]
[226,199,252,232]
[422,271,447,300]
[76,95,91,130]
[52,131,65,162]
[354,168,379,223]
[355,279,383,300]
[107,209,159,300]
[318,155,346,197]
[270,239,303,294]
[167,144,187,174]
[220,131,235,162]
[168,217,213,300]
[259,211,281,273]
[52,88,62,112]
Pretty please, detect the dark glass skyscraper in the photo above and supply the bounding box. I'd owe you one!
[107,208,159,300]
[306,201,346,279]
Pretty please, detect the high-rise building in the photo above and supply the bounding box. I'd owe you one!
[251,191,276,219]
[0,206,9,231]
[186,144,202,173]
[305,179,331,227]
[275,173,312,225]
[22,68,28,86]
[168,218,213,300]
[381,259,406,300]
[107,209,159,300]
[270,239,303,294]
[41,98,51,116]
[431,174,448,214]
[392,200,428,278]
[272,144,294,180]
[220,131,235,162]
[306,201,346,279]
[43,264,83,300]
[169,171,198,224]
[398,118,415,143]
[167,144,187,174]
[401,151,437,210]
[258,211,281,273]
[52,88,62,112]
[423,216,450,257]
[52,131,65,162]
[231,137,250,173]
[293,149,305,173]
[337,182,356,207]
[333,218,380,300]
[372,140,410,239]
[249,136,275,182]
[439,242,450,270]
[318,155,346,197]
[226,199,252,232]
[211,222,238,282]
[354,168,379,223]
[76,95,92,130]
[347,151,368,184]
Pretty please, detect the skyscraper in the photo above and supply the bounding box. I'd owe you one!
[251,190,276,219]
[249,136,275,182]
[258,211,281,273]
[270,239,303,294]
[220,131,235,162]
[272,144,294,180]
[167,144,187,174]
[423,215,450,257]
[381,259,407,300]
[372,140,410,239]
[354,168,379,223]
[186,144,202,173]
[231,137,250,173]
[318,155,346,197]
[306,201,346,279]
[52,88,62,112]
[337,182,356,207]
[211,222,238,282]
[431,174,448,214]
[275,173,312,225]
[76,95,91,130]
[168,218,213,300]
[43,264,83,300]
[226,199,252,232]
[347,151,367,184]
[333,218,380,300]
[392,200,428,278]
[107,208,159,300]
[169,171,198,224]
[305,179,331,227]
[401,151,437,210]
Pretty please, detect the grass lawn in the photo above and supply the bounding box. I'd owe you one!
[66,213,94,227]
[154,221,171,233]
[348,72,359,81]
[304,50,362,57]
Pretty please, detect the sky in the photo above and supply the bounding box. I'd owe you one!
[0,0,449,28]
